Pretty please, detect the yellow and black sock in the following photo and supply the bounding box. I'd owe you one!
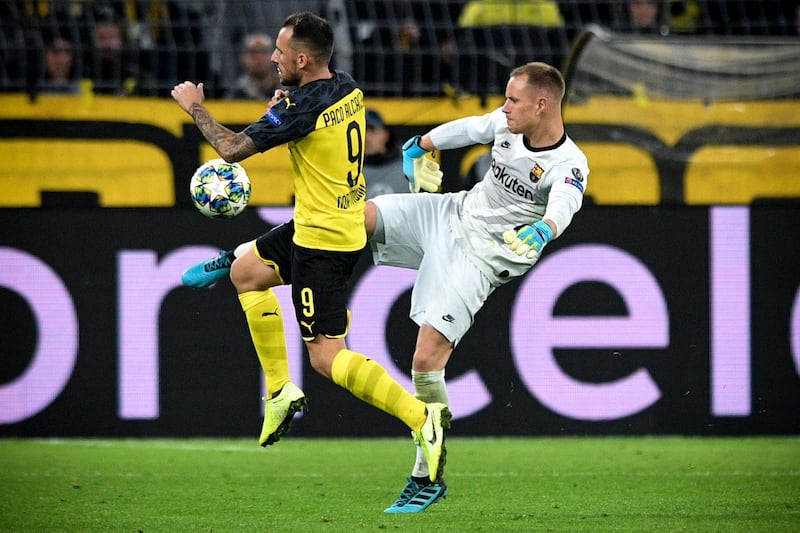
[239,289,289,398]
[331,349,426,431]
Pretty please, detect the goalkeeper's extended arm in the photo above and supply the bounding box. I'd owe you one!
[502,220,555,260]
[402,135,442,193]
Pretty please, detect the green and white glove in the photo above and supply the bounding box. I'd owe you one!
[402,135,442,193]
[503,221,554,260]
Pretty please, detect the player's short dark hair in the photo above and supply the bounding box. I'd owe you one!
[510,62,565,100]
[283,12,334,65]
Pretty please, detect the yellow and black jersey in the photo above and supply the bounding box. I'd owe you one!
[243,71,367,252]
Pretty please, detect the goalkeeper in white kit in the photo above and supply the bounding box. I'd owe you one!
[183,61,589,513]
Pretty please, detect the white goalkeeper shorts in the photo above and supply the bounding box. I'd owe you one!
[369,192,494,345]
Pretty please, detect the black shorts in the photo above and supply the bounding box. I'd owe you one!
[255,220,363,341]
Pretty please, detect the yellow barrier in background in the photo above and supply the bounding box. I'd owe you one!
[1,93,798,206]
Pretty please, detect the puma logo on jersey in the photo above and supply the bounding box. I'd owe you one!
[284,97,296,109]
[261,309,279,317]
[300,321,315,334]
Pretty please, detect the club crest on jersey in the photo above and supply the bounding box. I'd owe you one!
[530,162,544,183]
[265,109,283,127]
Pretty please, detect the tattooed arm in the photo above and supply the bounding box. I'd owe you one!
[171,81,257,162]
[188,102,257,162]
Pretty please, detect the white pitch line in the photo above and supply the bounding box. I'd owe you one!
[31,438,267,453]
[19,440,800,478]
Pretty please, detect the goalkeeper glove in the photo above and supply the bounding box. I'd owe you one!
[402,135,442,193]
[503,221,554,260]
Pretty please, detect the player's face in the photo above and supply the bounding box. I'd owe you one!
[501,75,543,135]
[272,27,301,86]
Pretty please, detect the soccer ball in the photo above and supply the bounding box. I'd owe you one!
[189,159,252,219]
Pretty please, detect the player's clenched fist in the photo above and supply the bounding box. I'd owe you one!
[503,220,554,260]
[171,81,205,114]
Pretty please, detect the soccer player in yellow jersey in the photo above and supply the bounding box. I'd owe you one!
[171,11,450,484]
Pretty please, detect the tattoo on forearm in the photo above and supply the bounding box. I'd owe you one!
[190,103,256,161]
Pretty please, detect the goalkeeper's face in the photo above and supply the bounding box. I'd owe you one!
[501,76,543,135]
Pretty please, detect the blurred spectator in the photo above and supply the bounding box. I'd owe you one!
[349,0,462,96]
[1,0,797,97]
[210,0,322,96]
[669,0,701,34]
[41,33,80,94]
[704,0,797,36]
[612,0,671,35]
[363,109,407,199]
[457,0,565,27]
[83,9,155,95]
[351,1,416,52]
[7,1,87,97]
[226,32,281,100]
[0,1,28,92]
[151,1,213,96]
[558,1,616,38]
[451,0,569,96]
[795,2,800,36]
[400,1,466,96]
[350,1,424,96]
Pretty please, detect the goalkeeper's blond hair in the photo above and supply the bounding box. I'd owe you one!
[510,62,566,102]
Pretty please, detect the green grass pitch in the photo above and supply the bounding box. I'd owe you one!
[1,436,797,532]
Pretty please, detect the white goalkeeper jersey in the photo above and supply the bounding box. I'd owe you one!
[429,107,589,285]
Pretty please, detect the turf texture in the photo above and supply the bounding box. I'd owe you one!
[1,437,797,532]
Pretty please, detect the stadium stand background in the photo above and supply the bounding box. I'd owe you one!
[0,1,797,206]
[1,0,798,98]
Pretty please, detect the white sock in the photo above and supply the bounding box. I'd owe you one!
[234,239,257,258]
[411,370,448,480]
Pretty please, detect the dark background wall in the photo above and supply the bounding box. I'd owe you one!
[2,205,798,437]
